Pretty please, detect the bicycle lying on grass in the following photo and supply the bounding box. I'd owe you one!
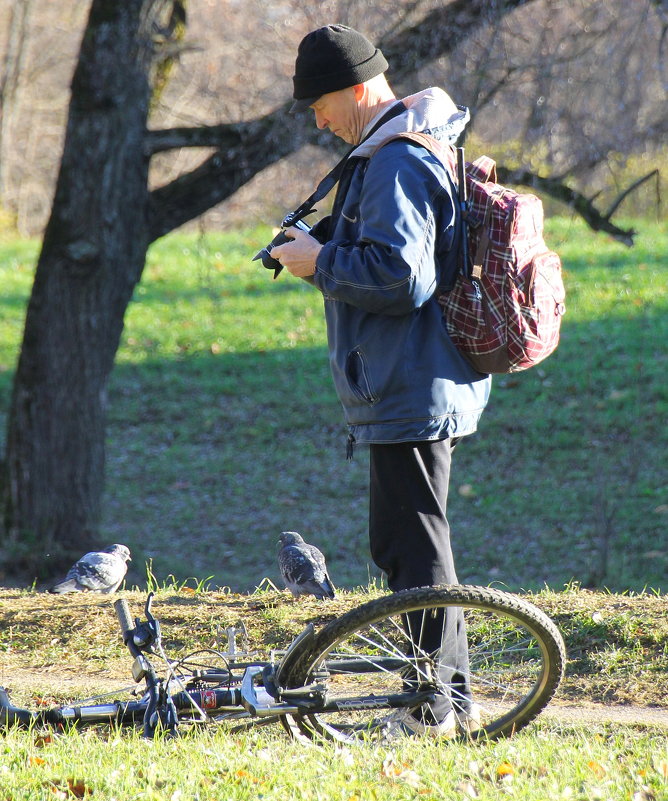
[0,585,566,743]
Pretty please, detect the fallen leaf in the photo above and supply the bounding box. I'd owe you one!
[497,762,515,778]
[381,755,403,778]
[33,696,51,707]
[396,769,422,789]
[587,760,607,779]
[67,779,92,798]
[381,755,422,787]
[234,769,260,784]
[335,746,355,767]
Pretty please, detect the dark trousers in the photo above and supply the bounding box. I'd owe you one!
[368,439,470,721]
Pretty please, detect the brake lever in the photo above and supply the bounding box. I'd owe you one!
[132,592,161,651]
[144,591,156,622]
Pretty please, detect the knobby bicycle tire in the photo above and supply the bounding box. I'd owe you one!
[278,584,566,743]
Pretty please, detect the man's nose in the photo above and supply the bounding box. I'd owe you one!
[314,110,328,130]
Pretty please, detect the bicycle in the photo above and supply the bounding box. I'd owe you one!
[0,585,566,743]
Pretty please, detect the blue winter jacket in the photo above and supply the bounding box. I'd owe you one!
[312,88,492,447]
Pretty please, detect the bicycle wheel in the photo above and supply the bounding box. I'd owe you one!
[279,585,565,743]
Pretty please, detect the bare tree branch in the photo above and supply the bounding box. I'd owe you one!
[380,0,529,82]
[495,166,639,246]
[604,170,660,220]
[146,112,291,240]
[145,120,253,155]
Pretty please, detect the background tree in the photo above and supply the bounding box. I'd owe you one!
[0,0,31,204]
[0,0,665,576]
[1,0,188,571]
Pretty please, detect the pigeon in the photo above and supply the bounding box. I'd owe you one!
[49,544,131,594]
[277,531,335,600]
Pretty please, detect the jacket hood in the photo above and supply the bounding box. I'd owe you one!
[352,87,469,158]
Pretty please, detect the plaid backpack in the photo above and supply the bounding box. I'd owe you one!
[379,133,566,374]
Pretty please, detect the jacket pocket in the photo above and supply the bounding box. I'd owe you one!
[345,349,379,405]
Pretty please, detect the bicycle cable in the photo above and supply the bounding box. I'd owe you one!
[152,639,209,722]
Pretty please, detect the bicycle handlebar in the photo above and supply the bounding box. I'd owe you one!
[0,687,35,727]
[113,598,134,641]
[1,595,229,736]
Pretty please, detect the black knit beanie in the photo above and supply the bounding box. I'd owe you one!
[291,24,388,113]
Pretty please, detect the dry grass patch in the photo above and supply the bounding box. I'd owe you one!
[0,585,665,712]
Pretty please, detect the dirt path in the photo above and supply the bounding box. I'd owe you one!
[3,668,666,729]
[0,667,135,704]
[544,701,668,728]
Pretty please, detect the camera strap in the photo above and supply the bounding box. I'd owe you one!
[282,100,407,228]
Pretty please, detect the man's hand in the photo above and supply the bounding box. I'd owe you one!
[271,226,322,278]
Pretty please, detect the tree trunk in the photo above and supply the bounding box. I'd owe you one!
[0,0,168,576]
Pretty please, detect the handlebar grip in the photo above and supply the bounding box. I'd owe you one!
[113,598,134,638]
[0,687,34,727]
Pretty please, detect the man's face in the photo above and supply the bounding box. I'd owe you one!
[310,87,362,144]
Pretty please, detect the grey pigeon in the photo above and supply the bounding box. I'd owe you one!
[278,531,335,600]
[49,544,131,594]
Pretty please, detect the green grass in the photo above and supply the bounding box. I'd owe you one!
[0,723,665,801]
[0,219,666,593]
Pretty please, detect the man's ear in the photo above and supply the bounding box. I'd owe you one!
[352,83,365,102]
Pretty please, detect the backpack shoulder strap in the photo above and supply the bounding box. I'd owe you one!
[281,102,408,228]
[371,131,458,176]
[371,132,465,291]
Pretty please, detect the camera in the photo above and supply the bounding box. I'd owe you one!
[253,218,312,278]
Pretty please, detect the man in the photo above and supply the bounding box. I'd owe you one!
[272,24,491,736]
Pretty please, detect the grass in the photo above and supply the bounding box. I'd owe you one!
[0,723,665,800]
[0,218,666,594]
